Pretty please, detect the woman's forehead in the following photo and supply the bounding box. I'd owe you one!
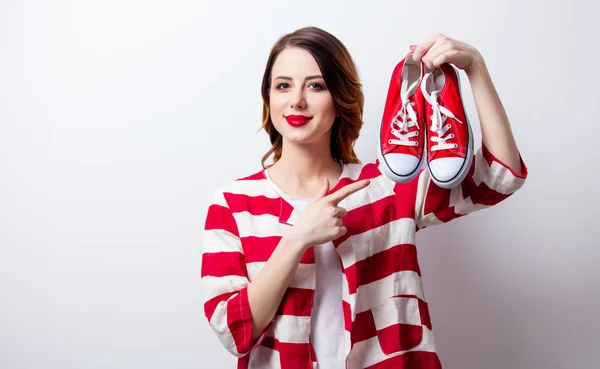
[271,47,322,78]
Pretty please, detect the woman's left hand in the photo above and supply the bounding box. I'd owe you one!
[410,33,484,73]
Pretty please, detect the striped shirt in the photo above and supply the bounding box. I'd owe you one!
[201,144,527,369]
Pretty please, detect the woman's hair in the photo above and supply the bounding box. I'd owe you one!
[260,26,364,168]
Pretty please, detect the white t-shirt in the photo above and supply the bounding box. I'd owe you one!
[265,171,345,368]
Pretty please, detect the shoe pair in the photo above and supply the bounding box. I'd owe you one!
[378,52,473,189]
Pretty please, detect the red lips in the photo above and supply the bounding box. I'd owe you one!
[285,115,312,127]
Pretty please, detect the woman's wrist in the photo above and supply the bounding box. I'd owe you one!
[282,230,310,254]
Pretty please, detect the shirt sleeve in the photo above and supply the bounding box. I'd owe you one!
[414,142,528,230]
[201,190,270,357]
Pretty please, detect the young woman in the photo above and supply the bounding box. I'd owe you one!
[201,26,527,369]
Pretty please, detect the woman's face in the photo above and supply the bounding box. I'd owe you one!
[269,47,337,146]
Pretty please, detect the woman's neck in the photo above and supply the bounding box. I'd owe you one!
[267,140,342,199]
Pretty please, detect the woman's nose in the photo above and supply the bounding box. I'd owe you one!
[289,88,306,109]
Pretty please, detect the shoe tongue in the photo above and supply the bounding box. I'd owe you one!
[401,73,419,100]
[400,73,410,96]
[423,68,445,93]
[433,68,444,88]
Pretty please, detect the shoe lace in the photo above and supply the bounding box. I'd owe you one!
[421,73,463,152]
[388,79,420,147]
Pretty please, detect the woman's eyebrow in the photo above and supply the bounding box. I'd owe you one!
[273,75,324,82]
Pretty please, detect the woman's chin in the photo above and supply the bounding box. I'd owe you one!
[283,135,315,145]
[280,129,317,144]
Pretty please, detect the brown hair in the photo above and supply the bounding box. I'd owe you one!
[260,26,364,168]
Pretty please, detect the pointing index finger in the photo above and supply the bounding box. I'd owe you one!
[326,179,370,205]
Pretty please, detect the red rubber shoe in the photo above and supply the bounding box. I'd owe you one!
[420,63,473,189]
[378,52,426,183]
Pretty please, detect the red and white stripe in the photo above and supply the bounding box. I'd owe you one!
[201,143,527,368]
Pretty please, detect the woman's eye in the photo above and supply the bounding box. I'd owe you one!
[274,82,325,90]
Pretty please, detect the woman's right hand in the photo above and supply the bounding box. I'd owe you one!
[287,178,370,249]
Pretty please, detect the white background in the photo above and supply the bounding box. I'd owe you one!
[1,0,598,368]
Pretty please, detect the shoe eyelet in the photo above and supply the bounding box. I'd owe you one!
[454,144,458,148]
[388,140,393,144]
[411,102,415,106]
